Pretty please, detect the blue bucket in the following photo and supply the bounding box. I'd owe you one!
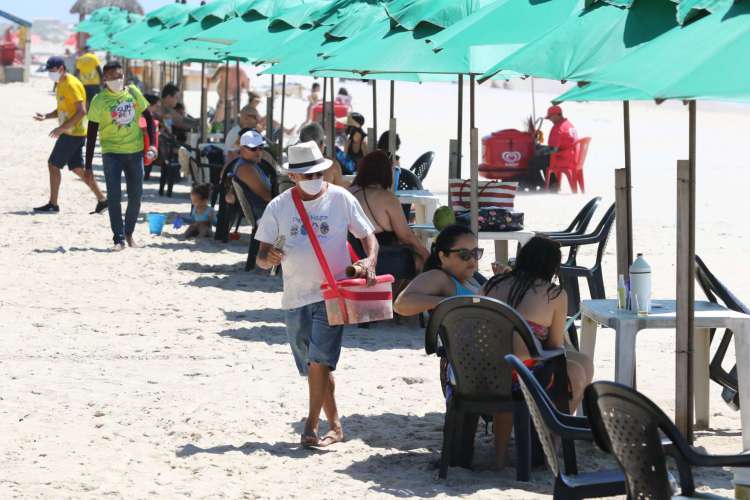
[147,213,167,235]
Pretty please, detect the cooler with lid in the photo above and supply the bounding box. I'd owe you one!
[478,129,535,180]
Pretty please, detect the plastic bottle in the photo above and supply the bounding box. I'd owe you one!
[617,274,627,309]
[629,253,652,315]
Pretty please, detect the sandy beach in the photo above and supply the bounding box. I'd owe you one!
[1,73,749,498]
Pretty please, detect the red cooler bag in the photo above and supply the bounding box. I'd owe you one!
[291,188,394,326]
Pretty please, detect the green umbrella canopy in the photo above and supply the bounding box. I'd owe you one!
[674,0,734,23]
[385,0,479,30]
[554,81,652,102]
[108,2,192,50]
[555,1,750,102]
[75,7,127,33]
[480,0,679,83]
[430,0,584,51]
[86,14,142,50]
[193,0,307,44]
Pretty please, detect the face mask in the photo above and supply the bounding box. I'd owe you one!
[106,78,125,93]
[48,71,61,82]
[298,178,325,195]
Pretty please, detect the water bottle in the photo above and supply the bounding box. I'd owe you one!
[629,254,652,315]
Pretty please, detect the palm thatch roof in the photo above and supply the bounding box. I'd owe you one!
[70,0,145,16]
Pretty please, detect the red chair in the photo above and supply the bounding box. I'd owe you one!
[545,137,591,193]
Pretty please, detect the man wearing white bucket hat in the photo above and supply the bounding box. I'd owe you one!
[256,141,378,449]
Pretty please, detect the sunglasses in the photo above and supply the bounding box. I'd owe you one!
[242,146,261,152]
[445,247,483,262]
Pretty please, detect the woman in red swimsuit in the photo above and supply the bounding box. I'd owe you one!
[483,236,593,468]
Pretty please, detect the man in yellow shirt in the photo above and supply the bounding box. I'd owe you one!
[33,56,107,214]
[75,46,103,107]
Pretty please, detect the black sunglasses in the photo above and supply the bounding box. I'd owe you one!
[242,146,261,152]
[445,247,483,261]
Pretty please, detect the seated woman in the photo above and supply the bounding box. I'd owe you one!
[482,236,594,466]
[393,224,482,316]
[349,151,430,279]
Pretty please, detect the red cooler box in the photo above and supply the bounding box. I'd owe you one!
[311,103,350,130]
[479,129,534,180]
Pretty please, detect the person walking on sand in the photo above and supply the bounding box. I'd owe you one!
[255,141,379,448]
[33,56,108,214]
[75,46,102,108]
[85,61,156,251]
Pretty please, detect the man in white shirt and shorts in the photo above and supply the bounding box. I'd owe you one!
[255,141,378,448]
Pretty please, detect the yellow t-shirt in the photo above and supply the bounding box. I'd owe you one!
[56,74,87,137]
[75,52,101,86]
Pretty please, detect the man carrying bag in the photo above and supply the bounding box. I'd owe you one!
[255,141,378,448]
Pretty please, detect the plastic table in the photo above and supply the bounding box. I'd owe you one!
[579,299,750,430]
[478,230,536,266]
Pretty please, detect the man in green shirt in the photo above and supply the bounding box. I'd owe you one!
[85,61,156,251]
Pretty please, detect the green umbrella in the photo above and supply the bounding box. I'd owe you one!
[75,7,127,34]
[555,1,750,101]
[86,14,142,50]
[480,0,679,83]
[429,0,583,52]
[108,3,192,52]
[385,0,479,30]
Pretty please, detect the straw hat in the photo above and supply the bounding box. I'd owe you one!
[281,141,332,174]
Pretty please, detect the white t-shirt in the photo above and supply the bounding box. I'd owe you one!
[255,184,374,309]
[225,125,240,150]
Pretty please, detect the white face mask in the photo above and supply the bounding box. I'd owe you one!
[106,78,125,93]
[298,178,325,196]
[48,71,61,82]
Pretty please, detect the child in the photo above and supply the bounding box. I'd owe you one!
[185,183,214,238]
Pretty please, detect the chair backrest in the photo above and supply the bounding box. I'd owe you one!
[505,354,564,477]
[425,296,544,401]
[409,151,435,182]
[695,255,750,315]
[575,137,591,172]
[584,382,694,500]
[592,203,616,266]
[232,178,258,227]
[569,196,601,235]
[397,167,424,191]
[257,158,279,198]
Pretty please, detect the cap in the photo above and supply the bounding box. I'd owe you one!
[546,105,563,119]
[240,130,266,149]
[281,141,333,174]
[45,56,65,71]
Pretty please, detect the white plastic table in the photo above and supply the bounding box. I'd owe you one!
[395,190,441,225]
[479,230,536,265]
[579,299,750,430]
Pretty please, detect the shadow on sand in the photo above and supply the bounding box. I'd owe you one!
[175,441,333,460]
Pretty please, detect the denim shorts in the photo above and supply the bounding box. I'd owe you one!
[48,134,85,170]
[285,301,344,376]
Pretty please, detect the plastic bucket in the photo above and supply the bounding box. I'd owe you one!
[147,213,167,235]
[321,275,395,325]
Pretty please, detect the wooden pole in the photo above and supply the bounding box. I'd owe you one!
[469,76,478,234]
[279,75,286,163]
[449,139,458,179]
[372,80,378,142]
[389,80,395,119]
[457,74,464,178]
[470,75,476,129]
[322,77,328,131]
[675,101,698,442]
[329,77,335,149]
[235,60,241,121]
[324,90,335,162]
[615,168,630,280]
[223,61,230,140]
[623,101,634,268]
[200,62,207,142]
[388,80,396,158]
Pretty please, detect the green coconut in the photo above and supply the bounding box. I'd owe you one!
[433,206,456,231]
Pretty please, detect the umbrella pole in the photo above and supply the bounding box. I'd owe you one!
[280,75,286,164]
[223,61,230,141]
[330,77,336,151]
[457,74,464,179]
[469,75,479,236]
[200,62,206,142]
[624,100,634,266]
[616,101,635,280]
[322,77,328,131]
[675,100,697,443]
[389,81,396,159]
[531,77,536,122]
[372,80,378,144]
[235,60,240,120]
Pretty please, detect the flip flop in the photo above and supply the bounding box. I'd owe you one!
[300,433,320,449]
[317,431,344,448]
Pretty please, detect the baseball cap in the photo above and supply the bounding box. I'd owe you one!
[45,56,65,71]
[546,105,563,118]
[240,130,266,149]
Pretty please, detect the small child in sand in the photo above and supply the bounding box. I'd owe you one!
[185,183,214,238]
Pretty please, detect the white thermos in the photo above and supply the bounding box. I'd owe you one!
[629,253,652,315]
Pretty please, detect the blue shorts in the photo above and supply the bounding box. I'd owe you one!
[285,301,343,376]
[48,134,85,170]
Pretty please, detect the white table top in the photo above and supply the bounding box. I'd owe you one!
[582,299,750,329]
[479,230,535,243]
[395,190,441,201]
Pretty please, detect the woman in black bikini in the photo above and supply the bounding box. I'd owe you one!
[348,151,430,279]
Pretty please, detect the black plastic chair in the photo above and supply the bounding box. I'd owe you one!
[214,158,242,243]
[426,296,565,481]
[538,197,602,239]
[695,255,746,410]
[584,381,750,499]
[505,355,625,499]
[232,178,263,272]
[397,168,424,221]
[554,204,616,316]
[409,151,434,182]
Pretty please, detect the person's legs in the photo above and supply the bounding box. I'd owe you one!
[71,167,107,202]
[306,362,331,440]
[102,154,125,244]
[122,153,144,246]
[40,135,69,209]
[566,350,594,413]
[47,164,62,206]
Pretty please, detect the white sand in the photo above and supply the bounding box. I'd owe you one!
[1,73,749,498]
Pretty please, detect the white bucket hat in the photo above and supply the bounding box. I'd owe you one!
[281,140,332,174]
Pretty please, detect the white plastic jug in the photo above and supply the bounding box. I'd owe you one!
[630,253,652,315]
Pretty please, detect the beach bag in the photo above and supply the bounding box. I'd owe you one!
[291,188,395,326]
[455,208,524,232]
[449,179,518,211]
